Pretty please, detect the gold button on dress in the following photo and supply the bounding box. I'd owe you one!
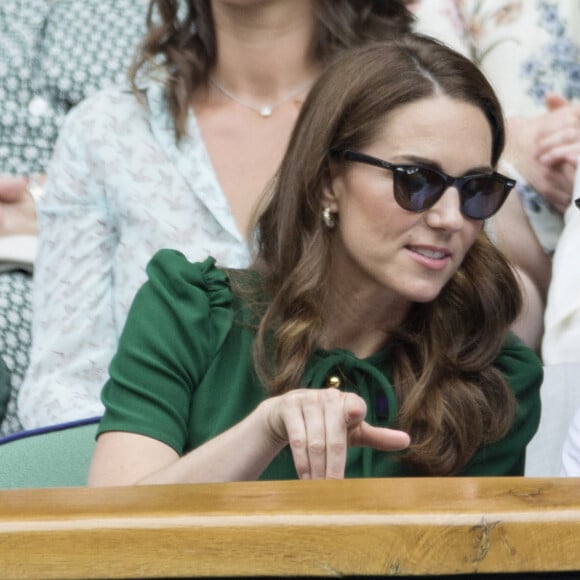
[326,375,342,389]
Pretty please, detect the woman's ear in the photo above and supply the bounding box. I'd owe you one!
[321,159,341,210]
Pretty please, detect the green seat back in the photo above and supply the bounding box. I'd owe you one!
[0,418,100,489]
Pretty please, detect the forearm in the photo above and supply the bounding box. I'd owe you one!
[90,400,286,486]
[503,116,530,172]
[146,407,282,484]
[492,191,551,301]
[132,391,411,485]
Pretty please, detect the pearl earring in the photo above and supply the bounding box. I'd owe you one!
[323,207,336,229]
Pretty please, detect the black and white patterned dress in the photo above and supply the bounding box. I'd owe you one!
[0,0,148,435]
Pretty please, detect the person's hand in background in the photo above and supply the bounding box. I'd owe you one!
[0,175,39,236]
[534,94,580,211]
[506,94,579,214]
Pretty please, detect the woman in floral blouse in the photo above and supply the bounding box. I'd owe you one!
[0,0,149,436]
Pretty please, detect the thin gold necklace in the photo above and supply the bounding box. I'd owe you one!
[209,77,312,118]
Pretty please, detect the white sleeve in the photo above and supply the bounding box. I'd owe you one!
[19,97,119,428]
[561,407,580,476]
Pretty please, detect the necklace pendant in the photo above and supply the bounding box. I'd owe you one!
[259,106,272,118]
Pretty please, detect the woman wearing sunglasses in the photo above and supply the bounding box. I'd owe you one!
[89,35,542,485]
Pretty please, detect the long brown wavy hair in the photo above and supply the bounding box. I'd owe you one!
[250,35,521,476]
[130,0,414,140]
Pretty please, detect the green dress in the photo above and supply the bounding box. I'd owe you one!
[98,250,543,479]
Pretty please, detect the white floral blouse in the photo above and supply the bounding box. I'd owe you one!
[18,79,251,429]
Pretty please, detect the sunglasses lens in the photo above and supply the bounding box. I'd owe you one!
[395,167,446,211]
[460,176,507,219]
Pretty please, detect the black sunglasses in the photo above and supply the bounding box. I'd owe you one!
[333,150,516,220]
[575,198,580,210]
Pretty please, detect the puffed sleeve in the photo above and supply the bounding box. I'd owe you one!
[462,334,543,476]
[98,250,234,454]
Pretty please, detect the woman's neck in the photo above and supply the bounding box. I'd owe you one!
[319,272,411,360]
[211,0,320,102]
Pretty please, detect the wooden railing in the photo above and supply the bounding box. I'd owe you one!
[1,477,579,579]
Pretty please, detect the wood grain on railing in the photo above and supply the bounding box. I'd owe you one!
[1,477,579,579]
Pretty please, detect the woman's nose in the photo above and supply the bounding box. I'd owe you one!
[425,187,465,231]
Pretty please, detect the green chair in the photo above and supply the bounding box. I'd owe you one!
[0,417,101,489]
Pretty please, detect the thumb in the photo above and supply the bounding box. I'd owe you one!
[545,93,569,111]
